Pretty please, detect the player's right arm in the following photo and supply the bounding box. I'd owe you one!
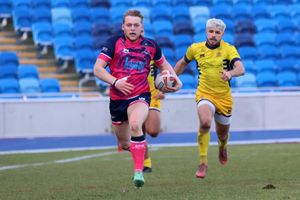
[93,58,134,95]
[174,57,189,76]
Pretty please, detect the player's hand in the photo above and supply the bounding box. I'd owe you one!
[156,91,165,99]
[163,75,182,93]
[221,70,232,81]
[114,76,134,95]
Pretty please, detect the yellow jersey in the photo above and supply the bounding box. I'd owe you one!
[185,40,240,100]
[148,61,161,110]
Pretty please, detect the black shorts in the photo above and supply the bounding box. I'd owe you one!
[109,92,151,125]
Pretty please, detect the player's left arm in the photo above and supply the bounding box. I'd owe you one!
[222,59,245,81]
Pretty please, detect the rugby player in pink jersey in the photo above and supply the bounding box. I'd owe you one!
[93,10,182,187]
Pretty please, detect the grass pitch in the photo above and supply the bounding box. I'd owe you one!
[0,143,299,200]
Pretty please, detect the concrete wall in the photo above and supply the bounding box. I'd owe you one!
[1,92,300,138]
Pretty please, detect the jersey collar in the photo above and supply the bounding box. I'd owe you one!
[205,41,220,49]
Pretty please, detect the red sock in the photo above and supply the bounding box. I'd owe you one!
[130,140,146,172]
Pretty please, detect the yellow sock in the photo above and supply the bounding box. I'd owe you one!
[198,131,210,164]
[219,133,230,149]
[144,157,152,168]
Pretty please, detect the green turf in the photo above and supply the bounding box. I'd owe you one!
[0,143,299,200]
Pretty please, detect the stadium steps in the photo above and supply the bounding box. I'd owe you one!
[0,23,98,93]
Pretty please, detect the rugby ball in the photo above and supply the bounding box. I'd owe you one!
[155,70,176,92]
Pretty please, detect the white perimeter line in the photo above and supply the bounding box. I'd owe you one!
[0,151,117,171]
[1,138,300,155]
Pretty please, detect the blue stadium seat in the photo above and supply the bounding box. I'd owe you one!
[172,34,193,48]
[18,64,39,79]
[75,50,97,75]
[234,34,255,47]
[251,4,270,19]
[193,33,206,42]
[110,6,128,24]
[280,45,300,59]
[179,73,196,89]
[0,0,13,19]
[0,78,20,94]
[192,0,212,6]
[235,19,256,34]
[276,18,298,33]
[268,5,291,19]
[71,7,91,23]
[189,6,210,22]
[257,44,281,59]
[175,46,188,60]
[53,36,74,61]
[210,5,232,20]
[12,8,32,33]
[132,0,152,7]
[256,71,277,87]
[32,8,52,23]
[155,36,174,49]
[172,0,193,6]
[192,19,206,34]
[254,32,276,46]
[73,21,92,37]
[277,72,298,87]
[222,34,234,44]
[92,22,112,37]
[89,0,110,8]
[238,46,257,60]
[19,78,41,93]
[144,20,154,36]
[74,36,93,51]
[90,7,110,23]
[234,0,252,6]
[51,8,72,25]
[255,59,277,73]
[31,0,51,9]
[255,19,277,33]
[0,64,18,79]
[32,22,53,48]
[12,0,31,9]
[111,0,131,7]
[173,20,194,35]
[53,22,72,37]
[70,0,89,8]
[152,20,173,37]
[151,5,172,21]
[172,6,190,21]
[40,78,61,93]
[276,59,298,73]
[236,73,257,88]
[93,35,109,50]
[275,32,296,46]
[0,51,19,66]
[243,59,257,74]
[152,0,172,7]
[232,4,252,20]
[162,47,175,64]
[51,0,70,8]
[222,19,235,34]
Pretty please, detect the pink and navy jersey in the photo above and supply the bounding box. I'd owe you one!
[98,35,164,100]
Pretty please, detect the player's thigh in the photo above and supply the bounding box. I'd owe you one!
[127,101,149,129]
[197,99,215,125]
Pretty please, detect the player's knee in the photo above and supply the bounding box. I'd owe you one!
[130,121,142,134]
[200,121,211,132]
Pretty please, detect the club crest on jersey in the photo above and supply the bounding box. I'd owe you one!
[123,48,129,53]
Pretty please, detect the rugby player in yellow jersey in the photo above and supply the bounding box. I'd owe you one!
[174,18,245,179]
[143,61,165,173]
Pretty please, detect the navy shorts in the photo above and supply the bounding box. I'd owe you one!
[109,92,151,125]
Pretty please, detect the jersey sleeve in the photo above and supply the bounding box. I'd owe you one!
[152,41,165,66]
[98,36,118,63]
[184,44,195,63]
[228,45,241,68]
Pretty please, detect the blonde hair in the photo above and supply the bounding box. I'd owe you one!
[123,10,144,24]
[206,18,226,32]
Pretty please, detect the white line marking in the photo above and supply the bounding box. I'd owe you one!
[0,151,117,171]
